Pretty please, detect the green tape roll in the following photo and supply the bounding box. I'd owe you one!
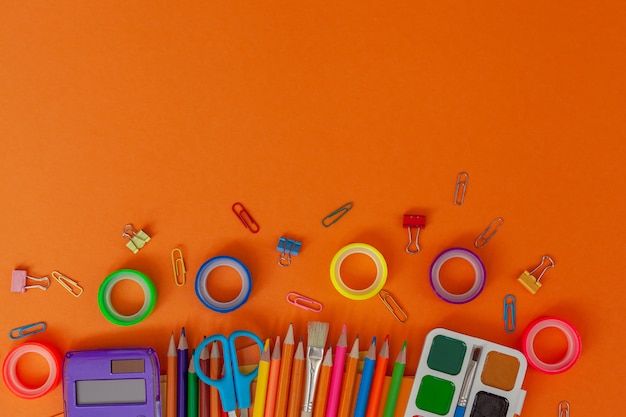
[98,269,157,326]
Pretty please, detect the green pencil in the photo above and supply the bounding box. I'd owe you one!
[382,342,406,417]
[188,352,199,417]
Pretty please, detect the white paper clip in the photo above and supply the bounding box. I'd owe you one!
[379,290,408,323]
[474,217,504,249]
[558,401,570,417]
[122,224,151,254]
[11,270,50,293]
[277,237,302,267]
[286,292,322,312]
[51,271,83,297]
[454,172,469,205]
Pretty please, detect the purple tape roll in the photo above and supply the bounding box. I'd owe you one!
[429,248,486,304]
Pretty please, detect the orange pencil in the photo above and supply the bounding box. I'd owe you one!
[167,332,178,417]
[199,341,210,417]
[286,339,305,417]
[312,348,333,417]
[264,336,282,417]
[210,342,222,417]
[364,336,389,417]
[274,324,295,417]
[336,336,359,417]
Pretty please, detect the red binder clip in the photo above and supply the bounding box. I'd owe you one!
[403,215,426,254]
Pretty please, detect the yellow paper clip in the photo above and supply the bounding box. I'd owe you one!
[286,292,323,312]
[378,290,408,323]
[122,224,151,254]
[558,401,570,417]
[454,172,469,205]
[51,271,83,297]
[171,248,187,286]
[517,255,555,294]
[322,202,353,227]
[474,217,503,249]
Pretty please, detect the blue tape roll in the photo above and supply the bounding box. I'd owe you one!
[195,256,252,313]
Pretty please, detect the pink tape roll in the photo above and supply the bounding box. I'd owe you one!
[522,316,581,374]
[2,342,62,398]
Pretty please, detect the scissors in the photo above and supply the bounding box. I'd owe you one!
[194,330,264,417]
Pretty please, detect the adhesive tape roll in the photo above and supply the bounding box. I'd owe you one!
[429,247,486,304]
[2,342,61,399]
[330,243,388,300]
[195,256,252,313]
[522,316,582,374]
[98,269,157,326]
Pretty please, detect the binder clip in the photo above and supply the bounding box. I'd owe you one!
[517,255,555,294]
[122,224,151,254]
[276,237,302,267]
[403,214,426,254]
[11,270,50,293]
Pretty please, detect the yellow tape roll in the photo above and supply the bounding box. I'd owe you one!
[330,243,388,300]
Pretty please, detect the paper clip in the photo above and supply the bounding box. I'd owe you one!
[503,294,516,333]
[403,214,426,254]
[171,248,187,286]
[286,292,323,312]
[232,202,260,233]
[322,202,353,227]
[474,217,504,249]
[51,271,83,297]
[9,322,47,340]
[378,290,408,323]
[517,255,555,294]
[122,224,151,254]
[276,237,302,267]
[558,401,570,417]
[454,172,469,205]
[11,270,50,293]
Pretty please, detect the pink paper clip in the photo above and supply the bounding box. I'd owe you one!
[286,292,323,312]
[402,214,426,254]
[232,202,260,233]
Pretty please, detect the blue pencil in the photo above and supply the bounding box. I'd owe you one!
[177,328,189,417]
[353,337,377,417]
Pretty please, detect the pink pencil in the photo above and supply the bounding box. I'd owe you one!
[325,324,348,417]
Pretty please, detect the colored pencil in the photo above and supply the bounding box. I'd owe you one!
[264,336,282,417]
[188,353,199,417]
[353,337,377,417]
[167,332,178,417]
[365,336,389,417]
[301,321,330,417]
[336,336,359,417]
[312,348,333,417]
[253,340,271,417]
[325,325,347,417]
[199,342,210,417]
[274,324,295,417]
[382,342,406,417]
[286,339,305,417]
[178,328,189,417]
[210,342,222,417]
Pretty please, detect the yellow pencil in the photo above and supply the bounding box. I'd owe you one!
[264,336,282,417]
[274,324,295,417]
[167,332,178,417]
[253,340,271,417]
[312,348,333,417]
[337,336,359,417]
[287,339,305,417]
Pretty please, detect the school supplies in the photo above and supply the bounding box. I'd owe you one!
[51,270,83,297]
[287,339,305,417]
[199,343,211,417]
[63,347,160,416]
[167,333,178,417]
[353,337,377,417]
[189,356,199,417]
[286,292,323,312]
[337,336,359,417]
[402,214,426,254]
[195,256,252,313]
[9,321,46,340]
[521,317,581,374]
[253,340,271,417]
[11,269,49,293]
[429,248,486,304]
[232,202,260,233]
[453,346,481,417]
[474,217,504,249]
[378,290,408,323]
[364,336,389,417]
[454,172,469,205]
[179,328,190,417]
[122,223,151,253]
[3,342,61,399]
[558,401,570,417]
[209,342,222,417]
[172,248,187,286]
[312,348,333,417]
[194,330,264,417]
[325,325,347,417]
[382,342,406,417]
[404,328,528,417]
[517,255,555,294]
[330,243,387,300]
[301,322,330,417]
[98,269,157,326]
[264,337,281,417]
[322,202,353,227]
[503,295,516,333]
[277,237,302,267]
[275,324,295,417]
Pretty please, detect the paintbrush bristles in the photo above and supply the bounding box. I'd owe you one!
[307,322,329,349]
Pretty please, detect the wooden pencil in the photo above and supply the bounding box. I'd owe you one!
[286,339,305,417]
[167,332,178,417]
[199,342,210,417]
[209,342,222,417]
[188,353,199,417]
[336,336,359,417]
[353,337,377,417]
[382,342,406,417]
[253,339,271,417]
[364,336,389,417]
[178,328,189,417]
[274,324,295,417]
[264,336,282,417]
[312,348,333,417]
[325,325,347,417]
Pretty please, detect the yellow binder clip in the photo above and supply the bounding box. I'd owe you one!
[122,224,151,254]
[517,255,555,294]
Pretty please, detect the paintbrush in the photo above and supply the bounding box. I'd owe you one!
[301,321,330,417]
[453,346,482,417]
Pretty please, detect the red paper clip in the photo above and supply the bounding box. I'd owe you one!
[403,214,426,254]
[232,202,260,233]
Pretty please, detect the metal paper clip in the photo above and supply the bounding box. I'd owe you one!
[171,248,187,286]
[403,214,426,254]
[9,321,47,340]
[277,237,302,267]
[51,271,83,297]
[558,401,570,417]
[517,255,555,294]
[474,217,504,249]
[11,270,50,293]
[503,294,516,333]
[378,290,408,323]
[286,292,323,312]
[122,224,151,253]
[232,202,260,233]
[322,202,353,227]
[454,172,469,205]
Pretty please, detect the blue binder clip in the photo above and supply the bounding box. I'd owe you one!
[276,237,302,267]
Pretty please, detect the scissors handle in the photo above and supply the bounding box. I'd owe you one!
[230,330,264,410]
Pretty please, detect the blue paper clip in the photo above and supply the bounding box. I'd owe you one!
[277,237,302,267]
[503,294,516,333]
[9,321,47,340]
[322,202,353,227]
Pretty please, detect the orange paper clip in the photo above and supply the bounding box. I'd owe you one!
[286,292,323,312]
[232,202,260,233]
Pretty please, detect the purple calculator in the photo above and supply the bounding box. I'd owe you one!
[63,348,161,417]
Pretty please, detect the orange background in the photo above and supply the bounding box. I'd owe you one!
[1,1,625,416]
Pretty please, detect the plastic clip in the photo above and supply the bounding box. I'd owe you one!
[474,217,503,249]
[232,202,260,233]
[51,271,83,297]
[503,294,516,333]
[454,172,469,205]
[322,202,353,227]
[286,292,323,312]
[122,224,151,254]
[9,322,47,340]
[558,401,570,417]
[378,290,408,323]
[171,248,187,286]
[277,237,302,267]
[403,214,426,254]
[517,255,555,294]
[11,270,50,293]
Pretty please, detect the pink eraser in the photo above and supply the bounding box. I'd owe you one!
[11,270,27,293]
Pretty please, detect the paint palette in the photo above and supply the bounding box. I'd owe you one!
[403,328,527,417]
